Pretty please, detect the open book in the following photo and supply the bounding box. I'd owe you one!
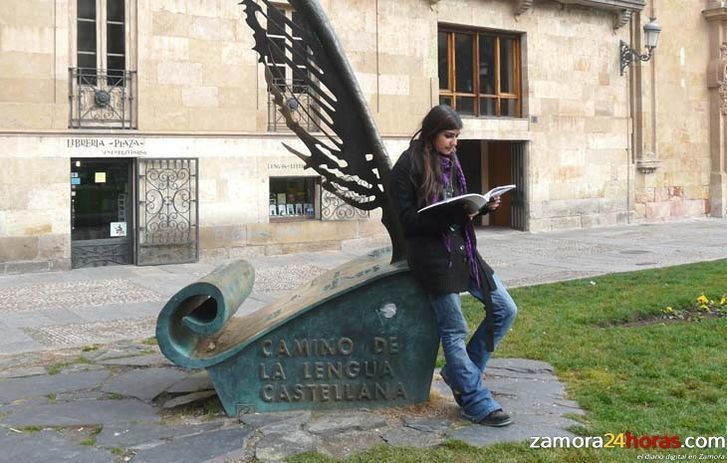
[417,184,516,215]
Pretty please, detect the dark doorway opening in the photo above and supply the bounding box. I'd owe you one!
[70,158,133,268]
[456,140,527,231]
[457,140,483,225]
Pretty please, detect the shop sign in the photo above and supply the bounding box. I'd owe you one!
[267,161,307,172]
[66,137,148,156]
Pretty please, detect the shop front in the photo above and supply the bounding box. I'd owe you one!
[70,155,199,269]
[70,157,134,268]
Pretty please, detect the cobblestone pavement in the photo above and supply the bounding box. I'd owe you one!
[0,218,726,355]
[0,341,581,462]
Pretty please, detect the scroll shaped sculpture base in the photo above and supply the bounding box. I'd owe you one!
[156,249,439,417]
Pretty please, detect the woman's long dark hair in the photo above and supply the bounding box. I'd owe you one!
[409,105,463,206]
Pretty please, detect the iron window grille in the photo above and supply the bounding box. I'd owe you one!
[267,77,318,132]
[68,67,136,129]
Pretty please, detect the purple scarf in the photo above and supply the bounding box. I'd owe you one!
[435,154,481,287]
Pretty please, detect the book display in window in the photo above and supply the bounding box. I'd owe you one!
[269,176,319,220]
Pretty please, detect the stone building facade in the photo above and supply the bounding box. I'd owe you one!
[0,0,723,273]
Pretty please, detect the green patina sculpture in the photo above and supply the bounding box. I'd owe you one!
[156,250,438,416]
[156,0,439,416]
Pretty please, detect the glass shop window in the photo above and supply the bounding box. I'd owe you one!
[269,177,319,221]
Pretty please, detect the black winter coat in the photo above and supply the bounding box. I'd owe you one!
[389,148,496,295]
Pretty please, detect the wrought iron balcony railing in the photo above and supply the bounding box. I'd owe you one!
[267,78,318,132]
[68,68,137,129]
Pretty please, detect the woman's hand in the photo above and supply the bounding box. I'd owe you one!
[469,196,501,219]
[486,196,501,211]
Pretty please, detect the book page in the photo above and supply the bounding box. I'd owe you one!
[485,184,516,201]
[416,193,486,214]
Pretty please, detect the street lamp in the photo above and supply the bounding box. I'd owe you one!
[620,17,662,76]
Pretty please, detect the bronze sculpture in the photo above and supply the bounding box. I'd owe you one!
[155,0,436,416]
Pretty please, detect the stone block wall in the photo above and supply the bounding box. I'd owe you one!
[631,0,711,221]
[132,0,434,134]
[435,0,633,231]
[0,155,71,273]
[137,0,262,132]
[0,0,68,130]
[0,0,718,273]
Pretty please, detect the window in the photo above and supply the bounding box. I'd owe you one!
[265,5,318,132]
[269,177,320,221]
[438,28,522,118]
[71,0,135,128]
[76,0,126,84]
[266,5,307,93]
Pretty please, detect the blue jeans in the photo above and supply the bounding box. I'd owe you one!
[429,273,517,421]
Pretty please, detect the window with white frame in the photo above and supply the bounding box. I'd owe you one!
[266,4,307,93]
[264,4,318,132]
[71,0,136,129]
[76,0,127,83]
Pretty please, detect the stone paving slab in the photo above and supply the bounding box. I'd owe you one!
[0,340,40,357]
[0,430,115,463]
[0,370,110,403]
[131,427,252,463]
[162,390,217,409]
[97,352,170,367]
[0,323,36,344]
[254,410,313,434]
[166,371,213,393]
[447,422,576,447]
[255,429,321,462]
[318,430,385,459]
[101,367,189,401]
[239,410,312,430]
[95,421,224,448]
[403,416,453,433]
[0,365,46,378]
[82,343,154,361]
[382,427,445,449]
[305,412,388,435]
[1,399,160,427]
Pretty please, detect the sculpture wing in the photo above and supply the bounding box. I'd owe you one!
[242,0,405,261]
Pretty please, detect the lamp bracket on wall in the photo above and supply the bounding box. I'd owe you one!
[619,17,662,76]
[620,40,653,75]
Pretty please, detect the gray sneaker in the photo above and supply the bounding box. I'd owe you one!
[476,409,512,427]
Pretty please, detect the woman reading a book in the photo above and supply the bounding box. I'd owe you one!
[389,104,518,427]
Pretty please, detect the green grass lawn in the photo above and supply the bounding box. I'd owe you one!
[289,259,727,462]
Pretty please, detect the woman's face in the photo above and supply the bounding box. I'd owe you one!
[433,129,460,156]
